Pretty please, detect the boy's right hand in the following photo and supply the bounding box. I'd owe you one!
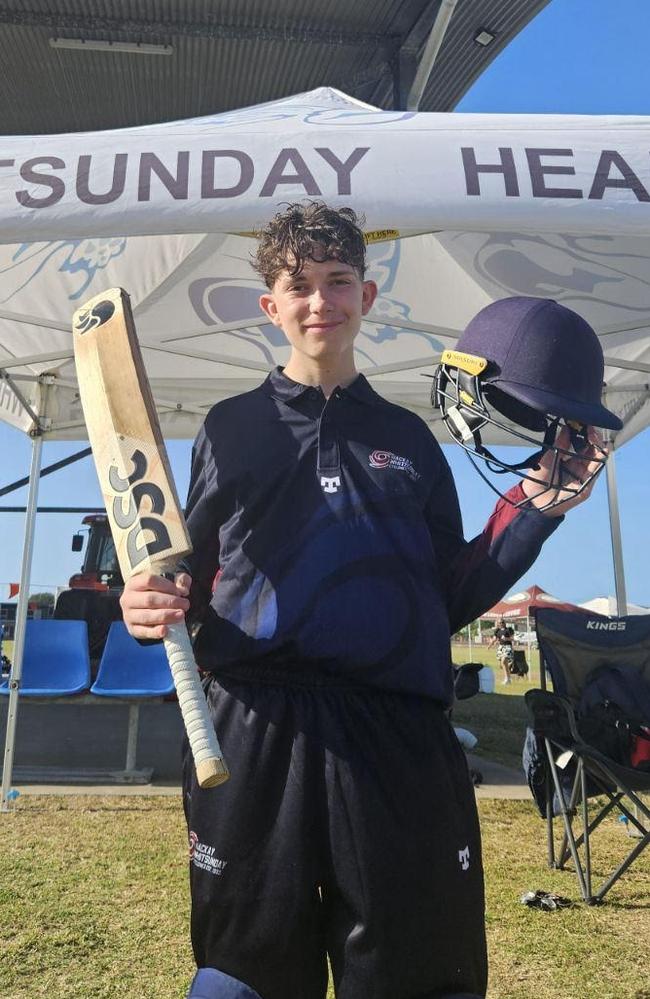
[120,571,191,641]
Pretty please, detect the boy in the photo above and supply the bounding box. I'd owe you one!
[121,202,601,999]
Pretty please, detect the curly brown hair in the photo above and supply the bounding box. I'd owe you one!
[253,201,366,288]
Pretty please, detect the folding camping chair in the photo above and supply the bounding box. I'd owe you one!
[525,607,650,904]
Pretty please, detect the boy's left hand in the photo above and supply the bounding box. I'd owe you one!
[520,425,607,517]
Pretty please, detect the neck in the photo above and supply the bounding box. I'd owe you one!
[283,354,357,398]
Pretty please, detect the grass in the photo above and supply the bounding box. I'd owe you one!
[450,643,539,770]
[1,795,648,999]
[451,641,542,684]
[0,797,189,999]
[480,799,650,999]
[2,642,647,997]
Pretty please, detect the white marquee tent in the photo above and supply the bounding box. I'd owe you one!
[579,597,650,617]
[2,88,650,443]
[2,87,650,803]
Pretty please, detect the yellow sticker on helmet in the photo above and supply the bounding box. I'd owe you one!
[441,350,488,376]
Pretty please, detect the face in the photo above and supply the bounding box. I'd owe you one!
[259,258,377,373]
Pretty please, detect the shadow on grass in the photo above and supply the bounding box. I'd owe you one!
[604,900,650,911]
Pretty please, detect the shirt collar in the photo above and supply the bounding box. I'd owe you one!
[263,366,381,406]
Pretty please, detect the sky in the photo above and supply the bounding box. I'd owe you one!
[0,0,649,609]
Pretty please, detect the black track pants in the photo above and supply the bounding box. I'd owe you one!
[182,670,487,999]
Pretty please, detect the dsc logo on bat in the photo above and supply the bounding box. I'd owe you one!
[108,446,173,570]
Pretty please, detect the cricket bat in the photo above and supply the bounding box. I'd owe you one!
[72,287,229,789]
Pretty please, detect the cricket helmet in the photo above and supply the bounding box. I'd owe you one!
[432,296,622,510]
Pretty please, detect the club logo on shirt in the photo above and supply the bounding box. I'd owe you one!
[458,845,470,871]
[189,831,228,877]
[368,449,420,481]
[321,475,341,493]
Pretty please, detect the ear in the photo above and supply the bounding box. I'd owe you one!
[259,292,283,327]
[361,280,378,316]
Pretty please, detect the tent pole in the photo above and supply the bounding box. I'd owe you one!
[1,433,43,812]
[604,446,628,616]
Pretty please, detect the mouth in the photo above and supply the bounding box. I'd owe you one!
[303,321,342,333]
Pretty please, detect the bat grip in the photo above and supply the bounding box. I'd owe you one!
[163,621,229,788]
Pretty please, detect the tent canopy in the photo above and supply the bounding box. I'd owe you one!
[1,87,650,448]
[482,584,581,621]
[578,596,650,617]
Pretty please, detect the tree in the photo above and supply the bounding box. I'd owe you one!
[28,592,54,608]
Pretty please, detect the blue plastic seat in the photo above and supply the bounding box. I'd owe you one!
[0,619,90,696]
[91,622,174,697]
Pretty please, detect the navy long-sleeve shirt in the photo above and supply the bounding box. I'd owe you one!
[184,368,560,704]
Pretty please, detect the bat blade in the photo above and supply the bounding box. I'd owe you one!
[73,287,229,789]
[72,288,190,578]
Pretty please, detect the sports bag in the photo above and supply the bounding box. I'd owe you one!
[577,665,650,768]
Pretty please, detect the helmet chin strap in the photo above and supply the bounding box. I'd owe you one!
[432,359,604,511]
[475,419,559,474]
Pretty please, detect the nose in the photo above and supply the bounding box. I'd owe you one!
[309,286,333,314]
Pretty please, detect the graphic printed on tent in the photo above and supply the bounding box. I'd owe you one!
[0,88,649,446]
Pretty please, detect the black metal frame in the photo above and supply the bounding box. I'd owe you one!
[525,688,650,903]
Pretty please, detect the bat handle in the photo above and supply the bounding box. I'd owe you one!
[163,621,229,788]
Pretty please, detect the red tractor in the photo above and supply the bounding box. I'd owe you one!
[54,514,124,664]
[69,514,123,591]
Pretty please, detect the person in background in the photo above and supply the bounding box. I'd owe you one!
[489,617,516,685]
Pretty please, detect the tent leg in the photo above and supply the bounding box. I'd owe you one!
[603,447,644,838]
[1,434,43,812]
[605,447,628,617]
